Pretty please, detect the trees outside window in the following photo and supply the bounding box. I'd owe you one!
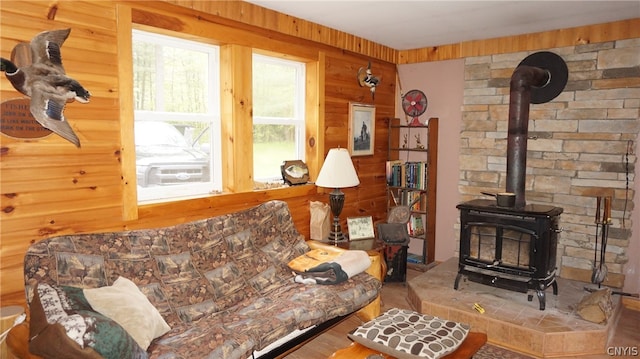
[252,54,305,182]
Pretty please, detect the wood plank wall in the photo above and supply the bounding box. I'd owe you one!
[1,0,637,307]
[398,18,640,63]
[0,0,396,306]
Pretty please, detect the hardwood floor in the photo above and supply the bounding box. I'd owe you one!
[285,269,640,359]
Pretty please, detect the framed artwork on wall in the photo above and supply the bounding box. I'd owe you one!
[347,216,375,241]
[348,102,375,156]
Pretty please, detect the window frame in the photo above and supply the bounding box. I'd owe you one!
[117,4,325,221]
[132,29,222,204]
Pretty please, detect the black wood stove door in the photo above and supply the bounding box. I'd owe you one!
[455,199,562,310]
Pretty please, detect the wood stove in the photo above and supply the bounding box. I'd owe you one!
[455,199,562,310]
[453,52,569,310]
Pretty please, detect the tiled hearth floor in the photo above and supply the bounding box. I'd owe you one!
[407,257,622,358]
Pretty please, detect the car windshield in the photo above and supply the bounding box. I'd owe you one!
[135,121,189,147]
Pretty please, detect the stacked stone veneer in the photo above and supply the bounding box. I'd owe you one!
[458,38,639,285]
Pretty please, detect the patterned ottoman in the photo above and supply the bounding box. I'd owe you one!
[337,308,485,359]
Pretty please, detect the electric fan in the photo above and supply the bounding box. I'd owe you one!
[401,89,428,126]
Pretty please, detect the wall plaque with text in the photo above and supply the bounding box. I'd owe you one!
[1,98,52,139]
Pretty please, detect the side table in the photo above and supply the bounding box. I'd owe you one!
[7,322,42,359]
[1,306,25,359]
[307,239,386,321]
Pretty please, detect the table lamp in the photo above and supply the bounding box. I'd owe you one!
[315,148,360,242]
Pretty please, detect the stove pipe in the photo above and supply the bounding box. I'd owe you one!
[506,66,550,208]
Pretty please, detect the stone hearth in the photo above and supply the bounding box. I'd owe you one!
[407,258,622,358]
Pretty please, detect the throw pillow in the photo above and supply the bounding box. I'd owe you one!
[348,308,470,359]
[84,276,171,350]
[28,281,147,359]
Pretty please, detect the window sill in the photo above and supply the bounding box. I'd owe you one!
[134,183,317,223]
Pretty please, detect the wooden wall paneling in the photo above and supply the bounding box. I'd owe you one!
[0,1,125,306]
[0,0,632,308]
[131,185,318,229]
[130,3,320,62]
[398,18,640,64]
[165,0,398,64]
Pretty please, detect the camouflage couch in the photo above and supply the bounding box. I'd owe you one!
[23,200,381,359]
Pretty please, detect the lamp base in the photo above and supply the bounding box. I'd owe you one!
[326,215,347,243]
[327,188,347,243]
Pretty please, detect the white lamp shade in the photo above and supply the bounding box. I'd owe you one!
[315,148,360,188]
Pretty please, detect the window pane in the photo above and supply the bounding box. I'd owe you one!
[253,124,297,180]
[133,30,220,203]
[162,48,209,113]
[252,54,305,181]
[253,61,295,118]
[135,121,211,187]
[133,42,156,111]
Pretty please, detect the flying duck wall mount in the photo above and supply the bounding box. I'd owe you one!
[0,28,90,147]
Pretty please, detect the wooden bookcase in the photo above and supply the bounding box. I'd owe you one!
[385,117,438,265]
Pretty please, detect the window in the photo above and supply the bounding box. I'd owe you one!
[132,30,221,203]
[252,54,306,182]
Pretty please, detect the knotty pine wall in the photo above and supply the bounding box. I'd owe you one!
[2,1,638,306]
[0,0,396,306]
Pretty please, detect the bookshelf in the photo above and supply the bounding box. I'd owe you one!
[386,117,438,266]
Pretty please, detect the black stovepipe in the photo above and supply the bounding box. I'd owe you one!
[506,65,550,208]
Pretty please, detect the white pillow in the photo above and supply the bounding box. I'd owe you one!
[84,277,171,350]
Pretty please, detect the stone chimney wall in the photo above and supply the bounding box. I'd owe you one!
[458,38,639,286]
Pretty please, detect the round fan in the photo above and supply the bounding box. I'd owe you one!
[402,89,428,126]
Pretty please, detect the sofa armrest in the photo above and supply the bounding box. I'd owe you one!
[305,240,384,321]
[306,240,349,254]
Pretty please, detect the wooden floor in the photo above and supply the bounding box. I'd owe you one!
[285,269,640,359]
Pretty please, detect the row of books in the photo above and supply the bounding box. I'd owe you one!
[386,160,429,189]
[408,214,425,236]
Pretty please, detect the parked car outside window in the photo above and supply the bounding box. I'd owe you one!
[135,121,211,188]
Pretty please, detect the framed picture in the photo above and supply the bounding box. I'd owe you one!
[348,102,375,156]
[347,216,375,241]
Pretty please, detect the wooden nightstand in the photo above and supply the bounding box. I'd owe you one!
[6,322,42,359]
[0,305,29,358]
[307,239,386,321]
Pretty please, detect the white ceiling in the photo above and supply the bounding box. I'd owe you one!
[244,1,640,50]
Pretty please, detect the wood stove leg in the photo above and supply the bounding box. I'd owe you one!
[552,279,558,295]
[454,272,463,290]
[537,290,546,310]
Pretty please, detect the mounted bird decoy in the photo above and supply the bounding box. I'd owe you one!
[357,61,380,100]
[0,28,90,147]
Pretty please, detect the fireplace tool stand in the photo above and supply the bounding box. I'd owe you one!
[584,196,640,298]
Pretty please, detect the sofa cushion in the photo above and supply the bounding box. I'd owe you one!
[29,281,147,359]
[83,276,171,350]
[348,308,470,359]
